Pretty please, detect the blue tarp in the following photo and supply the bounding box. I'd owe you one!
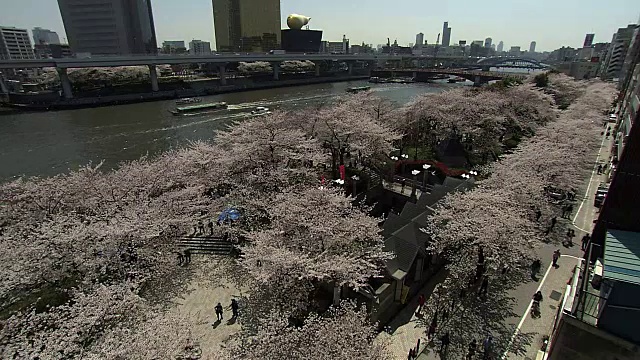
[218,207,241,224]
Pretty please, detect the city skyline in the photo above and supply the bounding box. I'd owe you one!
[0,0,638,52]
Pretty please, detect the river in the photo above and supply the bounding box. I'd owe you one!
[0,79,463,181]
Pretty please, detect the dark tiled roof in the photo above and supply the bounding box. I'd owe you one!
[382,212,411,237]
[382,177,475,276]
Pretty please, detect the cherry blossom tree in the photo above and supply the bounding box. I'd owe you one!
[237,61,273,75]
[281,60,316,72]
[236,186,388,319]
[294,92,402,178]
[417,79,616,354]
[221,302,390,360]
[213,110,327,193]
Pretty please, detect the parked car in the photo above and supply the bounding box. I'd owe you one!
[594,183,609,207]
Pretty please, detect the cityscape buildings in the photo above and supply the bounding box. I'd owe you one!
[188,39,212,55]
[32,27,60,45]
[57,0,157,55]
[529,41,537,53]
[212,0,280,52]
[0,26,35,60]
[601,25,640,79]
[415,33,424,50]
[484,37,492,48]
[33,43,73,59]
[497,41,504,52]
[441,22,451,47]
[162,41,187,54]
[584,33,596,48]
[509,46,521,55]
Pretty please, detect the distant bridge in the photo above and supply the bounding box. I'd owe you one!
[467,57,549,70]
[371,68,528,86]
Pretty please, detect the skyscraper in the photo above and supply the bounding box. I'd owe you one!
[529,41,536,53]
[0,26,35,59]
[32,27,60,45]
[213,0,281,52]
[484,37,492,48]
[583,34,595,48]
[57,0,157,55]
[497,41,504,52]
[442,22,451,47]
[415,32,424,49]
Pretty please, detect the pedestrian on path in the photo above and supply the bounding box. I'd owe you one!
[183,249,192,265]
[407,347,416,360]
[552,249,561,268]
[565,229,576,246]
[439,332,450,356]
[531,259,542,280]
[479,276,489,297]
[416,293,426,316]
[483,335,493,360]
[427,313,438,341]
[581,233,591,251]
[207,220,214,236]
[215,302,224,321]
[597,164,603,175]
[545,217,558,235]
[467,339,477,359]
[231,299,239,318]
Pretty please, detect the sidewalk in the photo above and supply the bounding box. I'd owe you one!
[501,129,614,359]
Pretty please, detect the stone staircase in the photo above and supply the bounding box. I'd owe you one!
[176,235,236,256]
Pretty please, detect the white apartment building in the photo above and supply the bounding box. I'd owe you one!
[0,26,35,60]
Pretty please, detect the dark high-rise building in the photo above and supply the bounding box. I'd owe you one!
[57,0,157,55]
[213,0,281,52]
[584,33,595,48]
[442,21,451,47]
[281,29,322,53]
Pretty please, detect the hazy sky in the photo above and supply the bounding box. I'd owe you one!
[1,0,638,52]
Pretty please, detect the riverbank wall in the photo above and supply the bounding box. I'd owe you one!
[1,73,369,113]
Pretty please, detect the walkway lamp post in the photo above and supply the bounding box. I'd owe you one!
[401,154,409,175]
[410,169,421,201]
[422,164,432,189]
[390,156,399,182]
[351,175,360,197]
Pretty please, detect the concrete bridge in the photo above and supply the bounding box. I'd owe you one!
[0,54,544,99]
[372,68,528,86]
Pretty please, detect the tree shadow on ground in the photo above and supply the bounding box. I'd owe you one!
[415,268,538,359]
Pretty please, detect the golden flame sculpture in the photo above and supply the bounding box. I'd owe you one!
[287,14,311,30]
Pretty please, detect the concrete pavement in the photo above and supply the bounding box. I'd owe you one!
[501,129,614,359]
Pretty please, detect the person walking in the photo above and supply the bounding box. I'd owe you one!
[231,299,239,318]
[561,204,569,219]
[468,339,477,359]
[483,335,493,360]
[535,209,542,222]
[566,204,574,219]
[479,276,489,297]
[439,332,450,356]
[183,249,192,265]
[215,302,224,321]
[416,293,426,315]
[407,348,416,360]
[197,220,205,235]
[207,220,214,236]
[581,233,591,251]
[597,164,603,175]
[552,249,561,268]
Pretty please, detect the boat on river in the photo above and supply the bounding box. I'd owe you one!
[176,97,202,105]
[170,101,228,115]
[346,86,371,93]
[251,106,272,116]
